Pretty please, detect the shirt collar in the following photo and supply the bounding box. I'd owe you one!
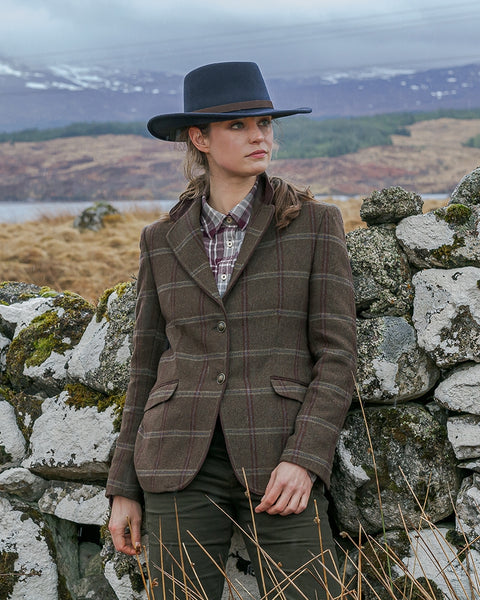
[201,179,258,239]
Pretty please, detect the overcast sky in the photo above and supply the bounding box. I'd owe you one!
[1,0,480,78]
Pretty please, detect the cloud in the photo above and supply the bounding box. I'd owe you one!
[0,0,479,77]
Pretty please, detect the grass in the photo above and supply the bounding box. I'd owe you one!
[0,197,448,305]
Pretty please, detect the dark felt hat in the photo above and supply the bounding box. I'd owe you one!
[147,61,312,142]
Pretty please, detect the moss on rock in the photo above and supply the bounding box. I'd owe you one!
[5,292,94,392]
[0,281,42,305]
[64,383,125,432]
[430,235,467,266]
[95,282,130,323]
[443,203,473,225]
[5,389,43,442]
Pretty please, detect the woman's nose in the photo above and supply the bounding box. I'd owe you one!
[249,124,264,141]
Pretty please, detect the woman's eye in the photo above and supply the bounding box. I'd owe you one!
[231,121,244,129]
[259,118,272,127]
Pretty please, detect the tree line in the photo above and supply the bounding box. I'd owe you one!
[2,108,480,158]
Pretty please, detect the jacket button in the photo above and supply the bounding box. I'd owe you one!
[216,372,226,384]
[217,321,226,333]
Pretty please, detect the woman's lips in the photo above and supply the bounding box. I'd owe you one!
[247,150,268,157]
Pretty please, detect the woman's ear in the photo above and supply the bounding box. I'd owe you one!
[188,126,209,153]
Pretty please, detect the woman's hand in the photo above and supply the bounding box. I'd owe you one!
[255,462,313,516]
[109,496,143,555]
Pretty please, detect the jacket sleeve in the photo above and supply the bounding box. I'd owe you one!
[279,203,357,488]
[105,225,168,502]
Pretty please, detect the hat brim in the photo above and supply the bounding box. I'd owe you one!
[147,107,312,141]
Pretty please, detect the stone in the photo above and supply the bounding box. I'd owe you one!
[0,467,48,501]
[0,496,59,599]
[346,225,414,317]
[396,204,480,269]
[0,295,56,339]
[447,415,480,459]
[73,201,119,231]
[68,282,135,394]
[73,570,118,600]
[331,404,458,534]
[0,332,10,371]
[0,399,26,468]
[401,527,480,599]
[412,267,480,367]
[102,535,149,600]
[460,458,480,472]
[5,291,94,395]
[340,528,458,600]
[356,316,439,403]
[22,390,118,479]
[359,186,423,225]
[450,166,480,206]
[6,390,43,444]
[38,481,109,525]
[434,362,480,415]
[455,473,480,551]
[0,281,42,305]
[223,529,258,599]
[43,511,81,597]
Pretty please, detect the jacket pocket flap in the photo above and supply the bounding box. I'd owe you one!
[271,377,308,403]
[144,380,178,411]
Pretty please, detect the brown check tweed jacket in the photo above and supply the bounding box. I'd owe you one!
[106,174,357,502]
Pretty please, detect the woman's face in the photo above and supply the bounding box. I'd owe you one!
[189,116,274,180]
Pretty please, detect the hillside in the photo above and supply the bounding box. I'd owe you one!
[1,117,480,202]
[1,58,479,132]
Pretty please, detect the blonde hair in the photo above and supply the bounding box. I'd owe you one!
[172,126,314,229]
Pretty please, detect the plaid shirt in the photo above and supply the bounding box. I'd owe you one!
[200,181,257,297]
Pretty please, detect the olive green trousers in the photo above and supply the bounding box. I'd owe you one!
[144,425,340,600]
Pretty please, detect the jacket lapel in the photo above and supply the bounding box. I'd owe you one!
[166,175,275,303]
[166,198,222,303]
[223,179,275,298]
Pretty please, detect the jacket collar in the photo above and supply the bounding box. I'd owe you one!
[166,173,275,304]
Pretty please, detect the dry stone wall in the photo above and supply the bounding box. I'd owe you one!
[1,167,480,599]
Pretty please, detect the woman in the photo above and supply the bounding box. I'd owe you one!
[107,61,356,600]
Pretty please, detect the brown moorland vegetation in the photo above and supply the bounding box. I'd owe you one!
[1,118,480,202]
[0,197,447,304]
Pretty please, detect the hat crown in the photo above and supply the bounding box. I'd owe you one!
[183,62,272,113]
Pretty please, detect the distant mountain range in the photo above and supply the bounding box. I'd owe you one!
[0,58,480,132]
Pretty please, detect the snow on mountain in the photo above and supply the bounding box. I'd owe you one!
[0,58,479,132]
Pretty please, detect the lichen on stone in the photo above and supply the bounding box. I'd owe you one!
[95,282,130,323]
[360,186,423,226]
[347,226,414,317]
[0,281,43,305]
[450,166,480,206]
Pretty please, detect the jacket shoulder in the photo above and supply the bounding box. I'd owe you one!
[141,216,172,246]
[295,199,345,231]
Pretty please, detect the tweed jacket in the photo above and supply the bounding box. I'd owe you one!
[106,174,357,502]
